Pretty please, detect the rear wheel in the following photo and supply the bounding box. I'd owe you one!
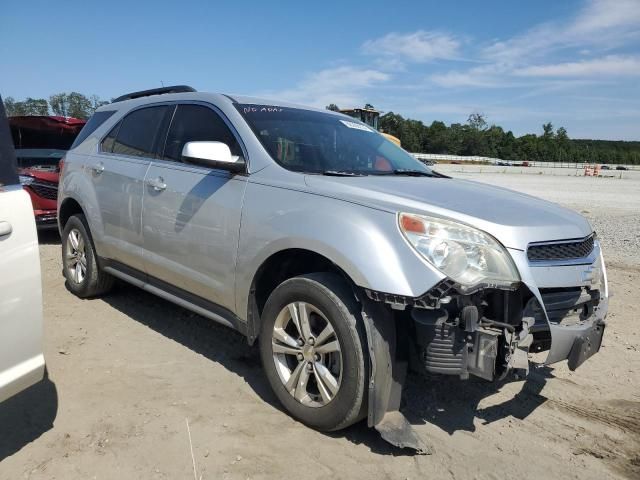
[259,273,368,431]
[61,214,114,298]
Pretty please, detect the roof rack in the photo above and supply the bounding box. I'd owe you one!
[112,85,197,103]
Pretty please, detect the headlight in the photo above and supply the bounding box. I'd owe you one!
[399,213,520,289]
[18,175,35,186]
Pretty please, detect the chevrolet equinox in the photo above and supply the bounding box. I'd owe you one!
[58,86,608,451]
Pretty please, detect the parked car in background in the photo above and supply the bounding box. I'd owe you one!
[10,116,86,228]
[58,86,609,451]
[600,165,610,170]
[616,165,628,170]
[0,97,45,403]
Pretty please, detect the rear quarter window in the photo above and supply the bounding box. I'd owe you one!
[71,110,116,149]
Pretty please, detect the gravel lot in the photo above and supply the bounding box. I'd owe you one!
[436,164,640,268]
[1,169,639,480]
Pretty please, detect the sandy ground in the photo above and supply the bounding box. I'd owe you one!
[1,169,639,480]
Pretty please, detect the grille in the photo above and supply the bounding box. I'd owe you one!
[527,235,594,262]
[29,181,58,200]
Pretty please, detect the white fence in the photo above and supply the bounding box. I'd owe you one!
[411,152,639,170]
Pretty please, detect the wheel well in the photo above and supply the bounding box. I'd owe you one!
[246,249,357,343]
[252,249,354,314]
[58,198,84,230]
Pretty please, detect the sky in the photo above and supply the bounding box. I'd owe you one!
[2,0,639,140]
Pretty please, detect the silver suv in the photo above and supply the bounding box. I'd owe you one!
[58,86,608,451]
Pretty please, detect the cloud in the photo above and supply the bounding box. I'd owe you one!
[430,71,500,88]
[483,0,640,61]
[430,64,513,88]
[429,0,640,91]
[259,66,390,108]
[570,0,640,36]
[362,30,460,62]
[515,55,640,77]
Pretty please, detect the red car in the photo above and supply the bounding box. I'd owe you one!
[10,116,86,228]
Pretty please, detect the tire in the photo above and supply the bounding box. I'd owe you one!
[259,272,368,431]
[61,214,114,298]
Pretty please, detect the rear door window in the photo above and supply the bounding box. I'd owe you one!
[163,104,242,162]
[112,106,170,159]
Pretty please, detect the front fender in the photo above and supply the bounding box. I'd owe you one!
[234,181,445,320]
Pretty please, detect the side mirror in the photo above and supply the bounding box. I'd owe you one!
[181,141,245,173]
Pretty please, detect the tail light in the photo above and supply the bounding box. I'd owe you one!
[59,157,66,174]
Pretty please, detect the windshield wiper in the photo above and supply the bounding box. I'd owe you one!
[391,169,438,177]
[322,170,367,176]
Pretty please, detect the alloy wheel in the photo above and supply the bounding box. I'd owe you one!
[65,228,87,284]
[271,301,343,407]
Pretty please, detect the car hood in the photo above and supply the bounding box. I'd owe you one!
[304,175,592,250]
[18,167,59,183]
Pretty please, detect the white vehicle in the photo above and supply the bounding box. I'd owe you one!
[0,96,45,403]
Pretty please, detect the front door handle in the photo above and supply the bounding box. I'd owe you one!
[147,176,167,191]
[92,162,105,175]
[0,221,12,238]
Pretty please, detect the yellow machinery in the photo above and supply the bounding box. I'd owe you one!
[339,107,401,146]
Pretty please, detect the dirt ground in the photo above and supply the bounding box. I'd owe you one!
[1,171,639,480]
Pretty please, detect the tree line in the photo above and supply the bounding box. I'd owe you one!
[3,94,638,165]
[329,104,640,165]
[3,93,109,120]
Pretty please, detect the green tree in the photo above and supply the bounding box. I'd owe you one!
[424,121,449,153]
[49,93,68,117]
[467,112,487,131]
[49,92,101,119]
[67,92,92,119]
[3,97,26,116]
[3,96,49,116]
[556,127,568,142]
[328,101,640,165]
[325,104,340,112]
[542,122,554,139]
[379,112,404,139]
[23,98,49,115]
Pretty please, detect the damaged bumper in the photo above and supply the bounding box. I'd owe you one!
[361,239,608,452]
[511,241,608,368]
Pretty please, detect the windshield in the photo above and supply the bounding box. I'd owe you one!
[236,104,432,175]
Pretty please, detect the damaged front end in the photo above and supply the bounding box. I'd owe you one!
[360,239,608,454]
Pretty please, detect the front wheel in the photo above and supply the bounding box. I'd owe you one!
[259,273,368,431]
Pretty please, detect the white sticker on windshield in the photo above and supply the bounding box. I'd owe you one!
[339,120,373,132]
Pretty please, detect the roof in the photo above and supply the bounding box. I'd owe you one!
[98,88,344,118]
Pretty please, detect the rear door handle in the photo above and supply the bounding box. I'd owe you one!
[92,162,105,175]
[0,221,12,238]
[147,176,167,191]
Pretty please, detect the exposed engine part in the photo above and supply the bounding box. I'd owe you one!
[413,308,466,376]
[411,307,504,381]
[409,282,536,382]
